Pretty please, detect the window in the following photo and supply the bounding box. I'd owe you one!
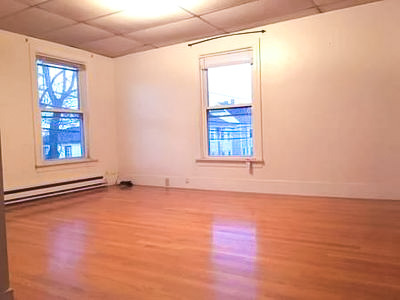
[199,48,262,161]
[35,56,87,162]
[64,145,72,158]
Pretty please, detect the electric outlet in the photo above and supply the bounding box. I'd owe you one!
[185,178,190,184]
[105,171,119,185]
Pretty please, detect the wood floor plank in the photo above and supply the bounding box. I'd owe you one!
[5,186,400,299]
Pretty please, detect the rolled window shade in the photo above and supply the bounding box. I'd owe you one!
[36,55,85,71]
[200,48,253,69]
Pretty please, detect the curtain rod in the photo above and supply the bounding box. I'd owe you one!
[188,30,266,47]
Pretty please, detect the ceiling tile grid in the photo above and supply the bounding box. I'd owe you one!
[0,7,76,36]
[201,0,316,32]
[78,35,148,57]
[126,17,224,47]
[317,0,381,12]
[36,23,114,46]
[0,0,382,57]
[178,0,257,15]
[0,0,28,19]
[86,8,193,34]
[38,0,120,22]
[16,0,47,6]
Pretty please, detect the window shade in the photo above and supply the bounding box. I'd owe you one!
[36,55,85,71]
[200,48,253,69]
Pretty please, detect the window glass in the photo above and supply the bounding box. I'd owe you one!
[37,59,80,110]
[41,112,84,160]
[207,63,252,107]
[207,107,253,157]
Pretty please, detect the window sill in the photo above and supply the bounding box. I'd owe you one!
[196,158,264,167]
[35,158,98,169]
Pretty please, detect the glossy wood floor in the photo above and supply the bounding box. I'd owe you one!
[5,186,400,300]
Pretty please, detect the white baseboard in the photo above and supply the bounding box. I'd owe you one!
[4,176,106,204]
[122,174,399,200]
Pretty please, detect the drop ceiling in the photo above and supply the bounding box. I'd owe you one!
[0,0,381,58]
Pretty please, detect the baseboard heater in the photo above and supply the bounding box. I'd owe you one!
[4,176,106,205]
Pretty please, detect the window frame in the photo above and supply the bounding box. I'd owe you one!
[31,52,91,167]
[199,46,263,163]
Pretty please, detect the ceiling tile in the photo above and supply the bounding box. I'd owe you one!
[15,0,47,5]
[318,0,381,12]
[202,0,315,32]
[117,45,156,57]
[178,0,257,15]
[126,17,224,47]
[0,7,76,35]
[314,0,344,4]
[38,0,119,22]
[0,0,383,57]
[314,0,372,5]
[37,23,114,46]
[260,7,319,26]
[87,7,192,34]
[0,0,28,18]
[78,36,145,57]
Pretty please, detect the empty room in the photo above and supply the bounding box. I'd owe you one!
[0,0,399,299]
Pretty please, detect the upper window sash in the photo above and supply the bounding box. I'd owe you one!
[205,62,253,109]
[36,57,82,112]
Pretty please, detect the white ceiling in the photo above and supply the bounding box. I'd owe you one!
[0,0,380,57]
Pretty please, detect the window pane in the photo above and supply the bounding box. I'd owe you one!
[208,107,253,157]
[207,63,252,107]
[37,59,80,110]
[41,112,85,160]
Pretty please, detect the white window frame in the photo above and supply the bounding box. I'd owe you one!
[31,52,92,167]
[198,46,263,163]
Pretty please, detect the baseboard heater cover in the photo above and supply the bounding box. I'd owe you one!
[4,176,106,205]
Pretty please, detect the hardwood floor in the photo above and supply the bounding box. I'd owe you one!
[4,186,400,300]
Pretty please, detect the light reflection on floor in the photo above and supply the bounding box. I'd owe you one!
[48,220,87,283]
[212,221,257,299]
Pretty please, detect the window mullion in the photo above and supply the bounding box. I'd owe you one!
[40,108,84,114]
[206,104,252,111]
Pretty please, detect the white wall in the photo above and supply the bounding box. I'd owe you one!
[115,0,400,200]
[0,142,13,300]
[0,30,118,190]
[1,1,398,200]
